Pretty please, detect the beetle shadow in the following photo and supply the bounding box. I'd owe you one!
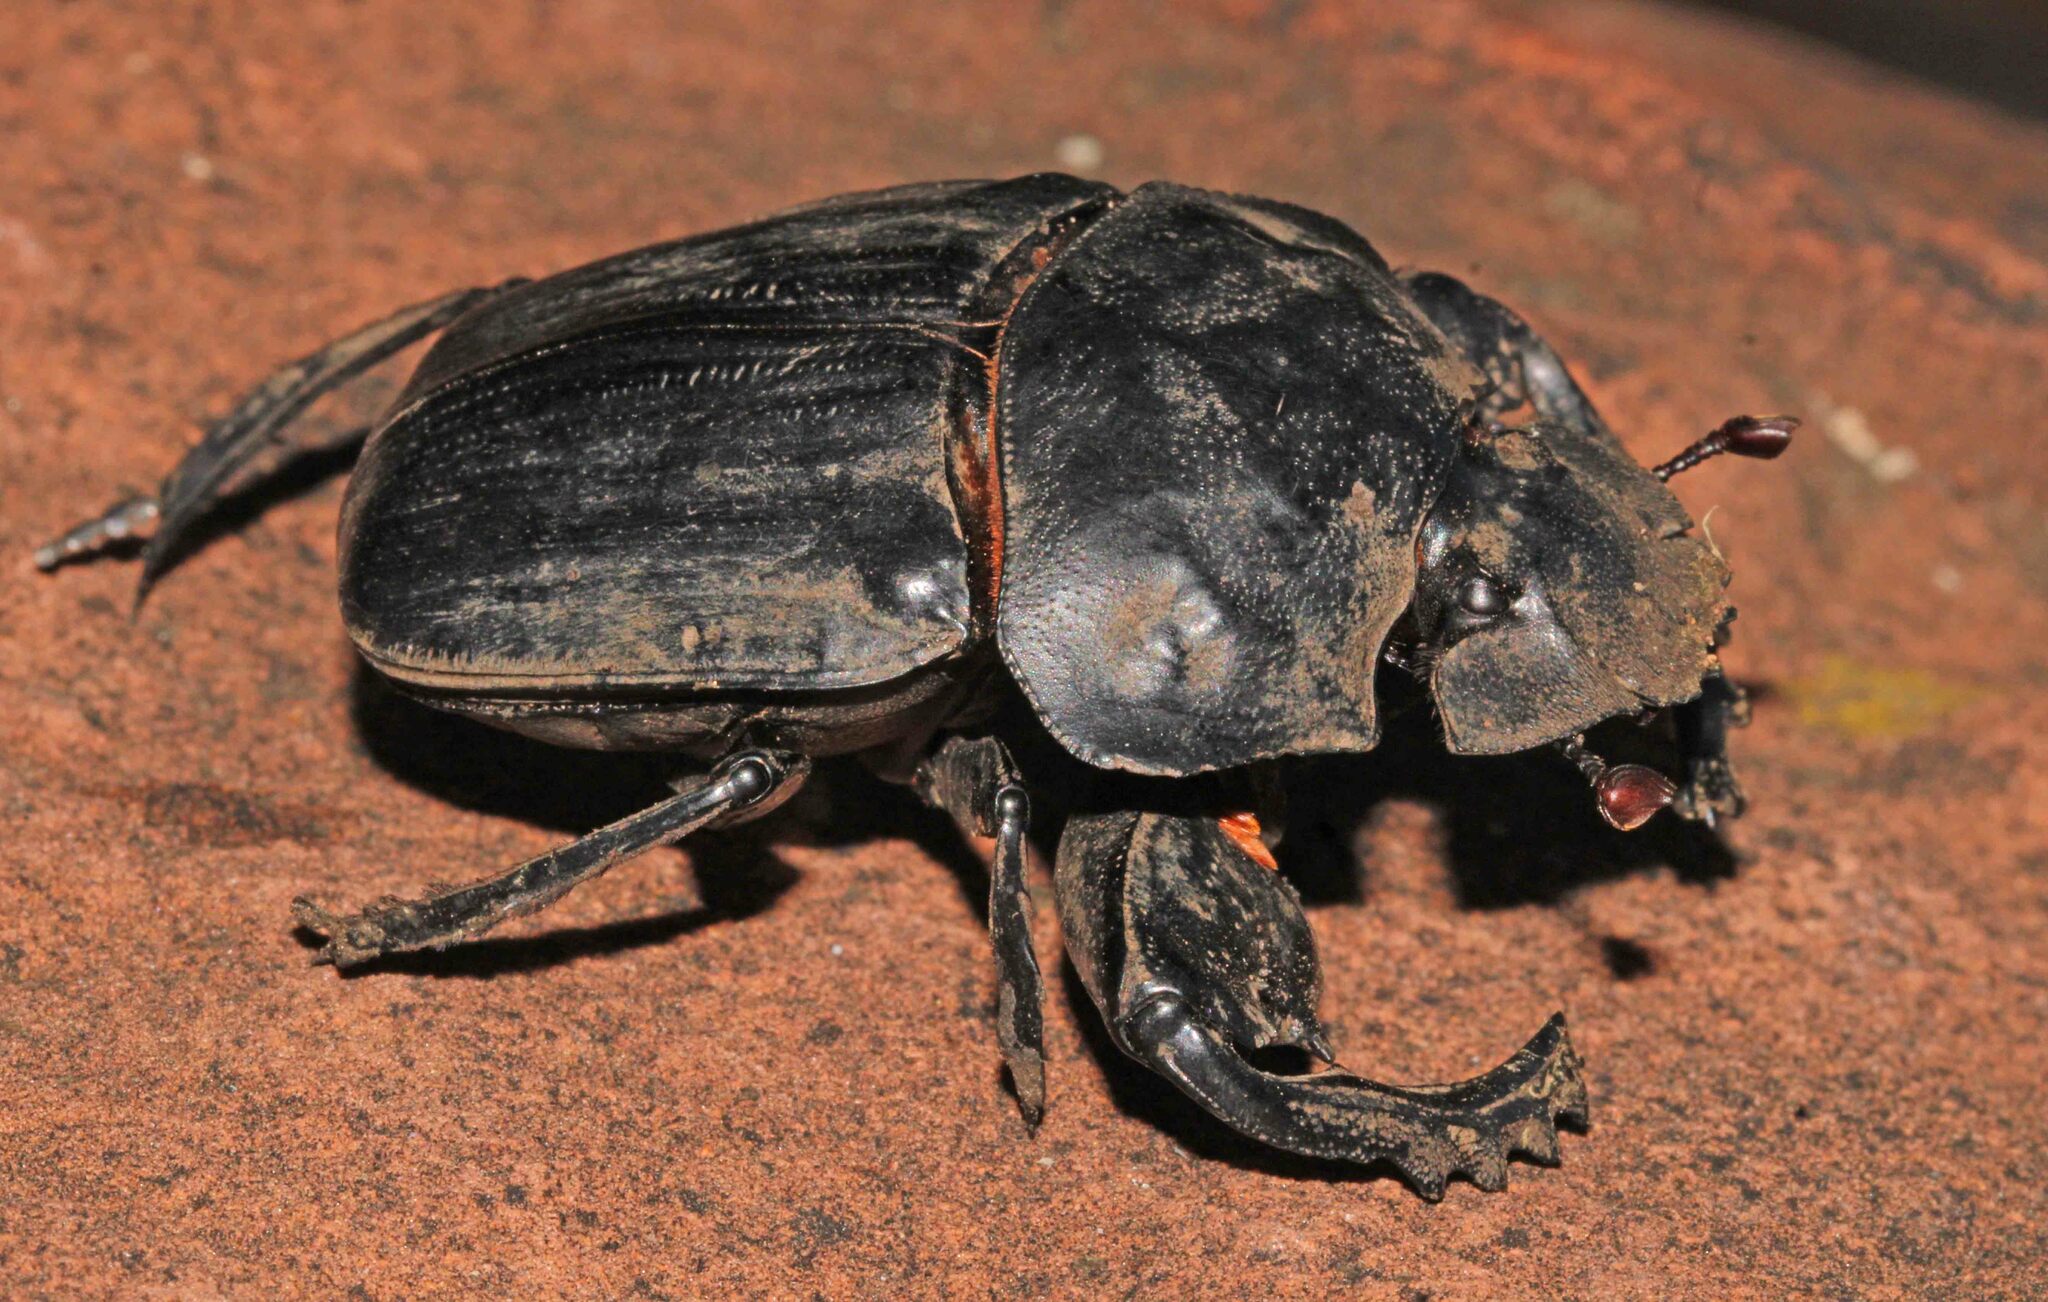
[144,435,370,588]
[338,664,1734,1162]
[769,758,997,923]
[349,664,689,835]
[1277,679,1741,913]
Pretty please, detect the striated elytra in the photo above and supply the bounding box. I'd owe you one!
[39,175,1791,1197]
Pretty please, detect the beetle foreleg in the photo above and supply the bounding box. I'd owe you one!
[1124,998,1585,1199]
[1671,666,1750,827]
[33,280,525,598]
[910,735,1046,1124]
[1057,806,1586,1198]
[292,749,802,967]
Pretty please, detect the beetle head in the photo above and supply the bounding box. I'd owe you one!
[1410,424,1729,755]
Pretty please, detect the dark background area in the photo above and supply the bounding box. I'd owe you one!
[1708,0,2044,119]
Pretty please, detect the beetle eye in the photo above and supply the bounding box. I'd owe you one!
[1456,574,1508,618]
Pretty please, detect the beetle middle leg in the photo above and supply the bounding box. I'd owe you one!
[1057,806,1587,1198]
[293,749,805,967]
[34,280,524,594]
[910,734,1047,1124]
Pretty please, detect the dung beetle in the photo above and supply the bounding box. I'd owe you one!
[38,175,1792,1197]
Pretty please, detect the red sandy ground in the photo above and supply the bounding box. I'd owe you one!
[2,1,2044,1297]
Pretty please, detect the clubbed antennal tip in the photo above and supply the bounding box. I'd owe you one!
[1653,415,1798,482]
[1594,765,1679,831]
[1555,735,1677,831]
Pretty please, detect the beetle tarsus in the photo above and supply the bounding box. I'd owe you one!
[46,280,526,601]
[294,749,801,967]
[32,494,161,571]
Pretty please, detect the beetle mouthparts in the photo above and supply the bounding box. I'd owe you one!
[1555,735,1677,831]
[1651,414,1798,482]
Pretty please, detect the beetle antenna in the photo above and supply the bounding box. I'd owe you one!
[1554,734,1677,831]
[1652,415,1797,481]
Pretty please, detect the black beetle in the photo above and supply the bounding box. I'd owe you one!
[38,175,1792,1197]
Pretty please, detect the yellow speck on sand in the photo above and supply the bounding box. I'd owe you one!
[1786,654,1985,740]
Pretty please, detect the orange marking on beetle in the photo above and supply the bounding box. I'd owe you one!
[949,211,1100,626]
[1217,811,1278,870]
[970,267,1044,610]
[980,340,1005,606]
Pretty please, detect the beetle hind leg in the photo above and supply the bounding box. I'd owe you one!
[1057,807,1586,1197]
[34,280,523,597]
[293,749,805,967]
